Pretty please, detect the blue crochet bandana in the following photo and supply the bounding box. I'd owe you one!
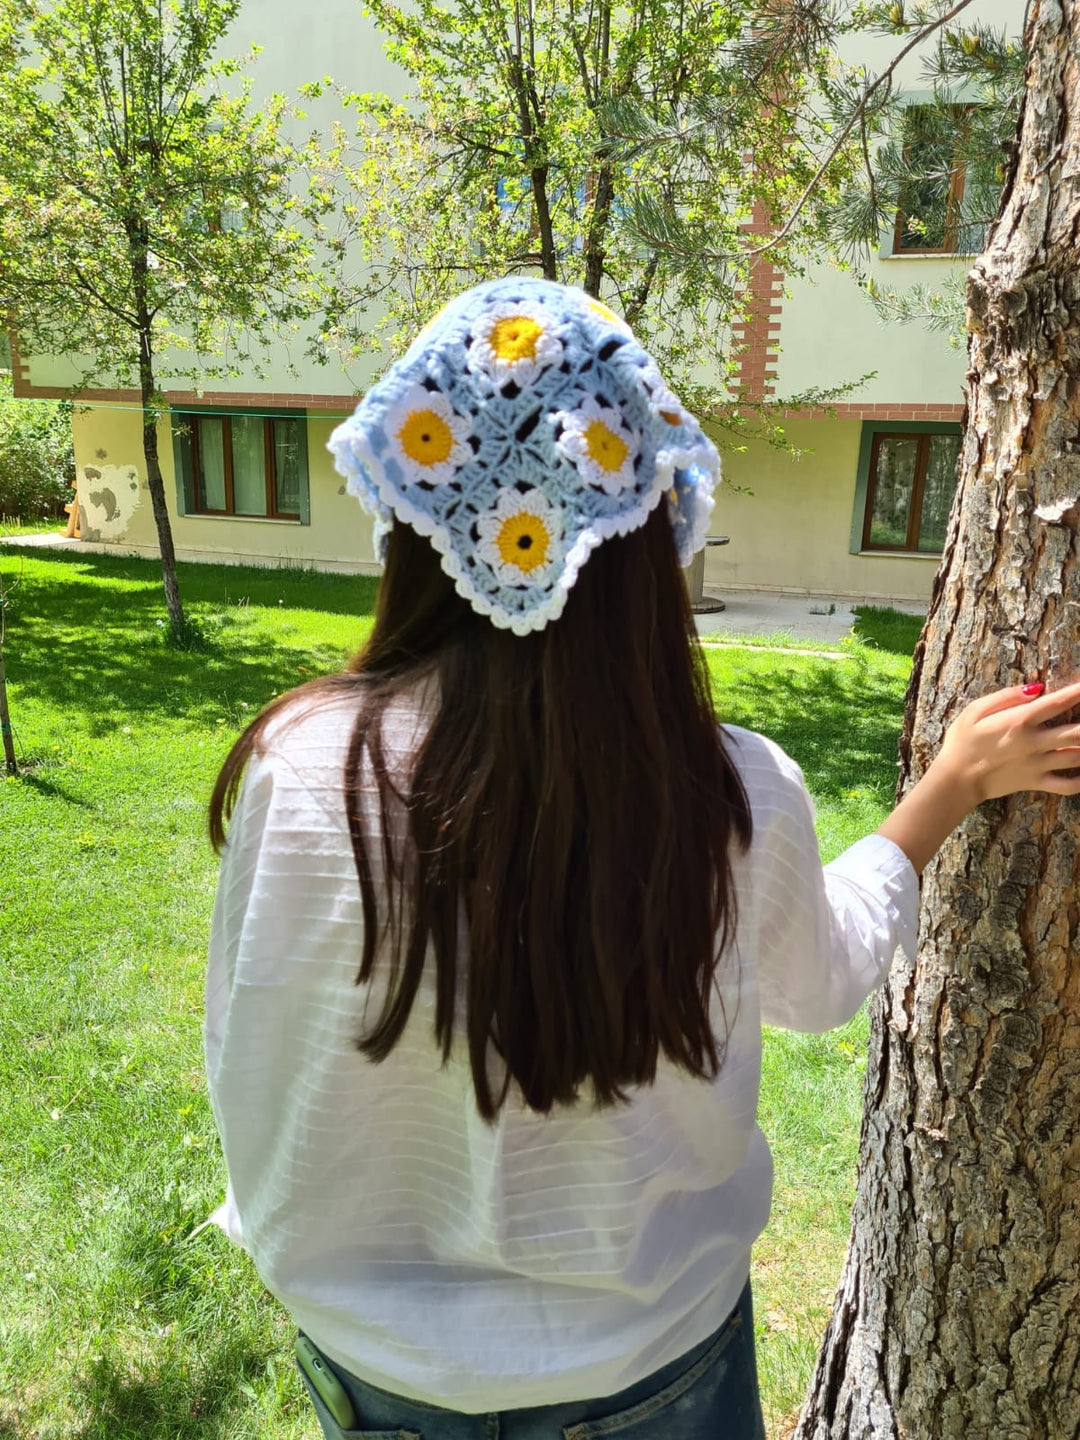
[327,278,719,634]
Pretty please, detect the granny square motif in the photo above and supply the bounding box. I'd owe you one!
[327,278,719,634]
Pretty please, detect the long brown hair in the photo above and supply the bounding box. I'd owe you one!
[210,506,752,1118]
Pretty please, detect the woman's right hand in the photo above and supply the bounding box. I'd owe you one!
[936,679,1080,804]
[878,678,1080,874]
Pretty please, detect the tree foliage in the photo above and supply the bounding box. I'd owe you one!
[328,0,865,417]
[602,0,1024,343]
[0,0,336,390]
[0,372,75,523]
[842,11,1025,343]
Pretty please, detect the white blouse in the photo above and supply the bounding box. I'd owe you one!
[204,692,917,1412]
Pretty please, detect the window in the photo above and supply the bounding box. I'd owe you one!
[172,410,309,522]
[857,427,961,555]
[893,105,990,256]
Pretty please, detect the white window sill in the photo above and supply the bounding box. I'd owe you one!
[183,512,301,525]
[855,550,941,560]
[879,251,979,261]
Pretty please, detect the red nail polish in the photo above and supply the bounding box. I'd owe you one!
[1023,682,1045,697]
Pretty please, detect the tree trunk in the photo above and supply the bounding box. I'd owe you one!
[132,266,185,634]
[796,3,1080,1436]
[0,651,16,775]
[582,163,616,298]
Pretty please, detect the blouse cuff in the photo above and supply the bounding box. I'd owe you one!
[208,1189,248,1251]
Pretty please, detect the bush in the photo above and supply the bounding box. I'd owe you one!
[0,370,75,523]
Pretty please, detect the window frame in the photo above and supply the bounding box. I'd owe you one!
[850,421,963,558]
[172,407,309,524]
[887,101,984,259]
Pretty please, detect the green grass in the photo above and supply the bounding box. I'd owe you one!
[1,515,66,537]
[0,550,915,1440]
[852,603,926,656]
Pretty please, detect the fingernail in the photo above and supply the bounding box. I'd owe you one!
[1023,682,1045,697]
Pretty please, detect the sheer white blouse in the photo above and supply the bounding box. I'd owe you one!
[205,693,917,1412]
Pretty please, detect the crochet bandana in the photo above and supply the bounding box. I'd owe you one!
[327,278,719,635]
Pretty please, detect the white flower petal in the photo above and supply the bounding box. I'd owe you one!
[640,365,691,427]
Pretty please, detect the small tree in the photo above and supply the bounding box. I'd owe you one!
[326,0,865,422]
[0,0,337,637]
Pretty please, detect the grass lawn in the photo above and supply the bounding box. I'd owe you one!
[0,548,915,1440]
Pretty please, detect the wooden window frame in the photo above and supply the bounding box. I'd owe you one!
[893,105,971,257]
[858,426,961,555]
[186,413,302,522]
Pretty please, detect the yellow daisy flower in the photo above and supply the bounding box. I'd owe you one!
[399,408,455,466]
[489,315,545,365]
[385,384,472,485]
[554,395,639,494]
[477,489,562,585]
[469,302,564,386]
[583,418,630,474]
[494,511,552,574]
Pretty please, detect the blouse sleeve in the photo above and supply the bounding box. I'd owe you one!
[748,739,919,1034]
[203,753,277,1249]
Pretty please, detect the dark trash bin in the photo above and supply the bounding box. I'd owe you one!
[683,535,729,613]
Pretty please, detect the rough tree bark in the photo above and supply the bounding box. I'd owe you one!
[796,3,1080,1436]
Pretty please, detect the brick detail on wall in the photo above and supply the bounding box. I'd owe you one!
[767,401,965,422]
[729,198,785,401]
[7,327,32,394]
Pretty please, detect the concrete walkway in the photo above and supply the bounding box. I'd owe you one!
[2,531,926,644]
[694,590,925,643]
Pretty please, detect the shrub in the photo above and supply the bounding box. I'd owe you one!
[0,370,75,523]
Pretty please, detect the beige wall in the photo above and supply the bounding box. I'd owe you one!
[73,406,941,602]
[72,404,381,571]
[774,257,969,407]
[704,418,938,602]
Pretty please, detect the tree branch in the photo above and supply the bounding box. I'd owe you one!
[71,261,139,327]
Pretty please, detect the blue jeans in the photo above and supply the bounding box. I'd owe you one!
[296,1280,766,1439]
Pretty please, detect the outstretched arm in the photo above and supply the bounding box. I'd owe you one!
[877,680,1080,875]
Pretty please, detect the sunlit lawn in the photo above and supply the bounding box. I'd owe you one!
[0,546,916,1439]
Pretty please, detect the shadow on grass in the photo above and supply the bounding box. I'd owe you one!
[3,549,379,733]
[7,549,911,803]
[713,653,907,804]
[69,1336,276,1440]
[1,545,381,619]
[16,771,97,807]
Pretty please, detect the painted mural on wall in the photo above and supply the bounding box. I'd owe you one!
[77,462,143,541]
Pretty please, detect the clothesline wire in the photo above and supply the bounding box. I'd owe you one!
[1,395,356,422]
